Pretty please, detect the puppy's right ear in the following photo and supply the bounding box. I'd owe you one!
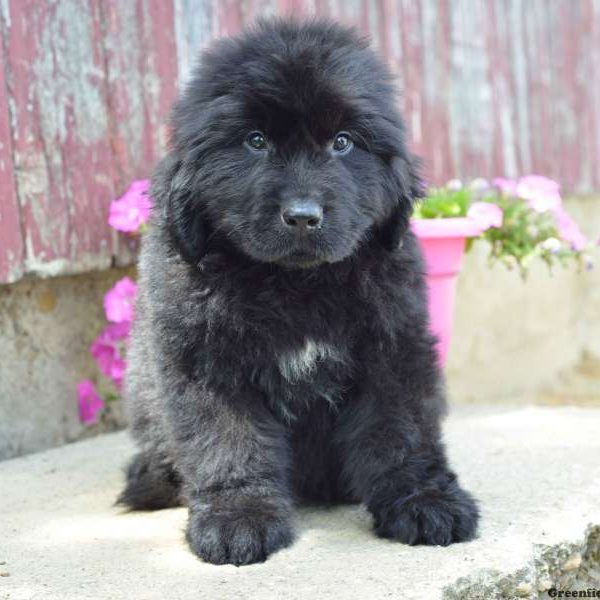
[377,155,424,252]
[151,154,206,264]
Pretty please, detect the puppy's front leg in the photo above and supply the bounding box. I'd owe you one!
[336,342,479,546]
[166,384,294,565]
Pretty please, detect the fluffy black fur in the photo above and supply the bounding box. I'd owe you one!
[119,19,479,566]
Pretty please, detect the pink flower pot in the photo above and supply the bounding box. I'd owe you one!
[412,218,482,366]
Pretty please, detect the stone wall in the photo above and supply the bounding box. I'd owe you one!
[447,198,600,405]
[0,268,131,459]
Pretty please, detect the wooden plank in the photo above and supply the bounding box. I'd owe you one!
[0,0,179,282]
[99,0,178,186]
[551,0,600,192]
[174,0,217,86]
[419,0,454,184]
[0,5,24,283]
[141,0,179,154]
[2,0,118,277]
[98,0,178,266]
[485,0,518,179]
[214,0,243,37]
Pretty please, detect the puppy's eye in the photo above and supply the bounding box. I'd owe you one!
[246,131,267,151]
[332,132,353,155]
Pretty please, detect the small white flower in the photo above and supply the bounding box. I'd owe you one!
[540,237,562,254]
[446,179,463,191]
[469,178,490,192]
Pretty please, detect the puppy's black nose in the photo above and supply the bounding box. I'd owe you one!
[281,201,323,231]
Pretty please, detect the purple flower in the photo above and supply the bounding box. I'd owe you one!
[492,177,518,196]
[108,180,152,233]
[553,207,587,251]
[467,202,503,230]
[104,277,137,324]
[516,175,562,213]
[77,380,104,425]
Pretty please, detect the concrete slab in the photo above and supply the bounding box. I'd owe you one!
[1,406,599,600]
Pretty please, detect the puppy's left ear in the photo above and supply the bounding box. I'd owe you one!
[378,155,424,251]
[152,153,207,264]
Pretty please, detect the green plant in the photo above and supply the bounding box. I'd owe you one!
[413,184,470,219]
[412,176,592,277]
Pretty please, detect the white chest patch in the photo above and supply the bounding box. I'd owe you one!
[277,339,341,383]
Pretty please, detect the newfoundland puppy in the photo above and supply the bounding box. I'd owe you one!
[119,19,479,565]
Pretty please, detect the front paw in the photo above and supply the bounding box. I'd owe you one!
[371,480,479,546]
[186,500,294,566]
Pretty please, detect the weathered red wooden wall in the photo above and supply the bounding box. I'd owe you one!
[0,0,178,283]
[179,0,600,189]
[1,0,599,283]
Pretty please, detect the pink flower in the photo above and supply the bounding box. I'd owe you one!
[516,175,562,213]
[467,202,503,230]
[90,325,129,387]
[90,336,116,375]
[108,180,152,232]
[493,177,518,196]
[104,277,137,323]
[109,356,127,388]
[77,380,104,425]
[103,321,131,341]
[553,207,586,251]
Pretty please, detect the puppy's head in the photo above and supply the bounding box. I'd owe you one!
[157,20,422,268]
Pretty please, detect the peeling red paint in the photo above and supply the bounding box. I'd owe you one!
[0,0,177,282]
[0,16,24,283]
[200,0,599,190]
[1,0,599,284]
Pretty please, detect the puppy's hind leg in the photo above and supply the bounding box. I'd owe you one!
[117,450,182,511]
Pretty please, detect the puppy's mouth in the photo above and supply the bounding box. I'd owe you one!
[275,252,327,269]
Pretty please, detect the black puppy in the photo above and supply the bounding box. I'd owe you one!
[120,19,479,566]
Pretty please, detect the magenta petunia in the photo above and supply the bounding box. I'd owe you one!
[90,321,130,387]
[90,335,116,377]
[467,202,503,230]
[102,321,132,342]
[108,180,152,233]
[77,380,104,425]
[553,206,587,251]
[109,356,127,388]
[492,177,518,196]
[104,277,138,324]
[516,175,562,213]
